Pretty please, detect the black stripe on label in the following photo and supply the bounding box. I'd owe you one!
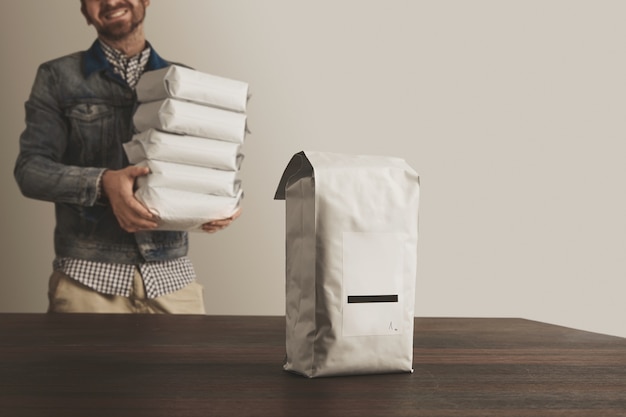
[347,295,399,304]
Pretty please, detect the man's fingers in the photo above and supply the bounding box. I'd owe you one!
[231,207,242,220]
[117,203,158,232]
[102,167,159,232]
[126,165,151,179]
[201,208,241,233]
[125,194,155,220]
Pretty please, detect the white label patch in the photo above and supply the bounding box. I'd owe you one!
[342,232,404,337]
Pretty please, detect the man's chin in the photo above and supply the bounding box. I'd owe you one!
[98,21,142,43]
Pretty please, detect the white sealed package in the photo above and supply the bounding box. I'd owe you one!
[274,151,420,378]
[133,98,247,144]
[135,65,249,113]
[124,129,243,171]
[136,160,241,197]
[135,186,243,231]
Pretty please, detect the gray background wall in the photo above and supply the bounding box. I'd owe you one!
[1,1,624,338]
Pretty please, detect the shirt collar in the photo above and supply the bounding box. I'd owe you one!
[82,39,170,79]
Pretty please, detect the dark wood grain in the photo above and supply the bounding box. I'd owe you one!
[0,314,624,417]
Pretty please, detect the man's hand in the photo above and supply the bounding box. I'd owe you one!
[101,166,158,233]
[201,207,242,233]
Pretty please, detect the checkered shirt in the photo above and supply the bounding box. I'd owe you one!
[54,257,196,299]
[99,40,150,88]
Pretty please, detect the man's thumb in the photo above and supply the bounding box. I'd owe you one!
[127,165,151,178]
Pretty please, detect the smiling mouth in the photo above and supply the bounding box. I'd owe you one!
[103,8,129,21]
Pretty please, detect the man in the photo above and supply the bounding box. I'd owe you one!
[14,0,239,314]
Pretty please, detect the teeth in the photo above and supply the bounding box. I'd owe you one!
[107,9,127,19]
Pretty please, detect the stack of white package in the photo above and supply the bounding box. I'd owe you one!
[124,65,248,231]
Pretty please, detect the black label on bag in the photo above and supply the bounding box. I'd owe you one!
[347,295,399,303]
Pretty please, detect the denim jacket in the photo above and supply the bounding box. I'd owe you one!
[14,41,189,264]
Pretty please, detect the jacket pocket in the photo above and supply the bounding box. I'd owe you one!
[65,103,116,167]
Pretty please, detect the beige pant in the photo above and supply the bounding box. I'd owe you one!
[48,269,206,314]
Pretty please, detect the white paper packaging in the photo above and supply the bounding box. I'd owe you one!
[133,99,247,143]
[124,129,243,171]
[135,65,249,113]
[135,159,241,197]
[274,151,420,378]
[136,186,242,231]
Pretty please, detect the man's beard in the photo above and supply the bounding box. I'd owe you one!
[97,2,146,42]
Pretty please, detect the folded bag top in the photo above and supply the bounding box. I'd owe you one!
[275,151,420,378]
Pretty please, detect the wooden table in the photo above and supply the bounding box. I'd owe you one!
[0,314,624,416]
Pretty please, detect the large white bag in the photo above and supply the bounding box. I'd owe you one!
[124,129,243,171]
[135,159,241,197]
[274,151,420,378]
[133,99,247,143]
[135,186,242,231]
[135,65,249,113]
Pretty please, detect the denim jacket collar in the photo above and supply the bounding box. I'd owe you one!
[82,40,170,82]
